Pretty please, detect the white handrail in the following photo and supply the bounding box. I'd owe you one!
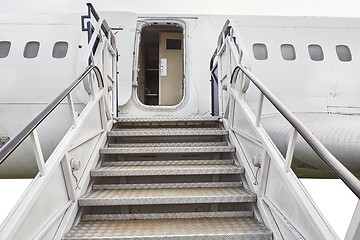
[217,20,360,199]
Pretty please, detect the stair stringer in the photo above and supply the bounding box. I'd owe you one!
[0,92,113,240]
[223,114,338,240]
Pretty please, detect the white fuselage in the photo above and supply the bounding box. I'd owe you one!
[1,7,360,177]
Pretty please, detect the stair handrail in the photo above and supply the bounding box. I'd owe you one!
[232,64,360,198]
[219,20,360,199]
[0,65,103,165]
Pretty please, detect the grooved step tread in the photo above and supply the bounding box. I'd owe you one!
[108,142,228,148]
[102,159,234,166]
[82,211,253,221]
[64,217,272,240]
[93,182,243,190]
[79,188,256,206]
[100,146,235,154]
[91,164,244,177]
[107,128,228,137]
[114,116,220,123]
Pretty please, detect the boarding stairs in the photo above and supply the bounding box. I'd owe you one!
[63,117,272,239]
[1,5,360,240]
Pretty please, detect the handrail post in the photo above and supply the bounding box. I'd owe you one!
[284,127,298,172]
[256,93,264,127]
[89,71,95,100]
[67,93,77,128]
[29,130,46,176]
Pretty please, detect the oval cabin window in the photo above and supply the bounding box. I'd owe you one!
[0,41,11,58]
[336,45,352,62]
[53,41,68,59]
[253,43,268,60]
[24,41,40,58]
[281,44,296,61]
[308,44,324,61]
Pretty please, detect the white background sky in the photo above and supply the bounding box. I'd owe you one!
[0,0,359,239]
[1,0,360,17]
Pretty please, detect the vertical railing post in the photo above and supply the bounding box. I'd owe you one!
[284,127,298,172]
[29,130,46,176]
[67,93,77,128]
[89,70,95,100]
[258,148,270,196]
[99,96,108,130]
[256,93,264,127]
[112,46,117,118]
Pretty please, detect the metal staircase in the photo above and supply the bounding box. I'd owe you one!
[64,117,272,239]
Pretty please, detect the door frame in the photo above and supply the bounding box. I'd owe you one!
[134,19,187,109]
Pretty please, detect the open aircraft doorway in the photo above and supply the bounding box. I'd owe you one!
[137,23,184,106]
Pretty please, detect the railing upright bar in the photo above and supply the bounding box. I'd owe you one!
[284,128,298,172]
[67,94,77,128]
[256,93,264,127]
[112,46,118,118]
[29,130,46,176]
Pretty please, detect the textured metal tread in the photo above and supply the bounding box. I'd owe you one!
[64,217,272,239]
[108,142,228,148]
[108,128,228,137]
[102,159,234,166]
[91,164,243,177]
[114,116,220,123]
[93,182,243,190]
[79,187,256,206]
[100,146,235,154]
[82,211,253,221]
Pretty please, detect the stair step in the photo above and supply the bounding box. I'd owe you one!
[91,164,243,177]
[79,188,256,206]
[64,217,272,240]
[102,159,234,166]
[100,146,235,155]
[93,182,242,190]
[82,210,253,221]
[108,142,228,148]
[114,116,220,123]
[107,128,228,137]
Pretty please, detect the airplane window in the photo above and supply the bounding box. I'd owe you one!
[336,45,352,62]
[308,44,324,61]
[281,44,296,61]
[52,41,68,58]
[24,41,40,58]
[253,43,268,60]
[0,41,11,58]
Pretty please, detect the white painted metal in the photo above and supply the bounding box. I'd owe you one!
[215,19,343,239]
[0,10,116,239]
[97,11,137,107]
[29,130,46,177]
[255,93,264,127]
[67,94,78,129]
[61,154,77,201]
[284,128,298,172]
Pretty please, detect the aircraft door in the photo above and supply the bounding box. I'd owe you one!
[159,32,183,105]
